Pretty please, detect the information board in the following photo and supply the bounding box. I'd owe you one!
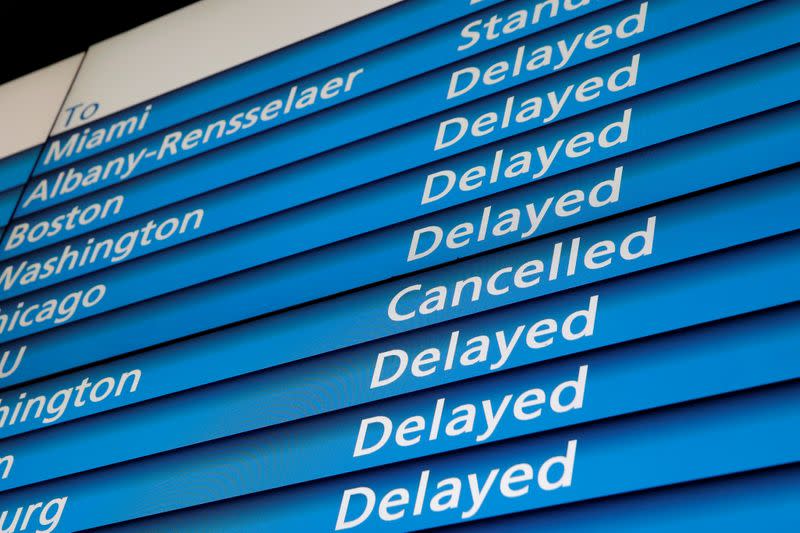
[0,0,796,531]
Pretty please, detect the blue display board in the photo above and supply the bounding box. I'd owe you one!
[0,0,796,531]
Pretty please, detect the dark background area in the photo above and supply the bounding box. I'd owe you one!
[0,2,198,85]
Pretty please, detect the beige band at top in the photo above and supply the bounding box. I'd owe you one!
[0,54,83,160]
[51,0,402,134]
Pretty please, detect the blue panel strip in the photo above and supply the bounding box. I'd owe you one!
[432,464,800,532]
[0,148,39,192]
[0,187,18,229]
